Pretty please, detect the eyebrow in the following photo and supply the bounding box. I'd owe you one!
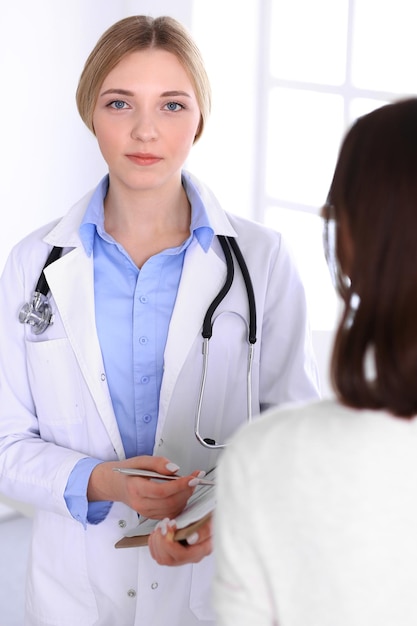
[99,88,192,98]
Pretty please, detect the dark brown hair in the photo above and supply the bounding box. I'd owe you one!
[323,98,417,416]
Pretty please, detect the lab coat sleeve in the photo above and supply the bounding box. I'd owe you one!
[213,436,276,626]
[0,244,88,517]
[259,233,320,409]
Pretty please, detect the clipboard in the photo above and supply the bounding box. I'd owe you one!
[115,512,213,548]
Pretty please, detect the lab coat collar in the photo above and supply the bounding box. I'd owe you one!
[156,236,227,440]
[181,170,238,237]
[43,172,238,250]
[43,187,96,249]
[43,246,126,459]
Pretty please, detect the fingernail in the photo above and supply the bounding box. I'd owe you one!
[187,532,199,545]
[197,470,206,478]
[156,517,169,536]
[166,462,180,472]
[188,477,199,487]
[167,519,177,528]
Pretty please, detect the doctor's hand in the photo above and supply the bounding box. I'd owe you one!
[148,515,213,566]
[87,455,202,520]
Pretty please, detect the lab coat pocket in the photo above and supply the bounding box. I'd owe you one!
[26,338,86,424]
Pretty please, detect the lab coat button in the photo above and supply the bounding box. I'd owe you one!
[127,589,136,598]
[100,373,106,381]
[151,582,158,590]
[118,520,127,528]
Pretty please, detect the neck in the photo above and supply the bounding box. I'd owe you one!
[102,175,191,268]
[105,174,190,230]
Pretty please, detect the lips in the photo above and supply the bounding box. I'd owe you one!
[126,153,162,166]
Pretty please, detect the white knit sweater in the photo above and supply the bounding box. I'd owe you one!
[214,397,417,626]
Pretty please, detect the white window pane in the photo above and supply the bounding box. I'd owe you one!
[270,0,349,84]
[352,0,417,93]
[266,89,345,206]
[265,207,339,331]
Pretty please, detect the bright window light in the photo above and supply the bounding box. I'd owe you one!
[191,0,417,333]
[270,0,349,85]
[266,89,344,207]
[265,207,339,331]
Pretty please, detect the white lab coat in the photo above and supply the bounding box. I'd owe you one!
[0,172,319,626]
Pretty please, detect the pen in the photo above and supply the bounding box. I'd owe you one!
[112,467,215,486]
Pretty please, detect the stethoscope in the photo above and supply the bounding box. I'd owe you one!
[18,245,63,335]
[195,235,256,449]
[18,235,257,449]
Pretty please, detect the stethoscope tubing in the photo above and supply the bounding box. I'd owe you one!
[35,246,63,295]
[194,235,257,449]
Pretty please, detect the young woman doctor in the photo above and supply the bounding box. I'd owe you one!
[0,15,319,626]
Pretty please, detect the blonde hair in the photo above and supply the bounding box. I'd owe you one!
[76,15,211,142]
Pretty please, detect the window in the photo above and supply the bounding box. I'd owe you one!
[190,0,417,332]
[260,0,417,330]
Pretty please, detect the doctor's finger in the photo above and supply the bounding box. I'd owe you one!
[134,472,201,499]
[123,471,201,511]
[119,455,182,476]
[128,481,197,519]
[186,516,213,545]
[148,525,213,566]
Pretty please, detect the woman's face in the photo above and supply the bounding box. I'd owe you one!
[92,48,201,193]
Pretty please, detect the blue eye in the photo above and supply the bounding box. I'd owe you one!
[110,100,127,109]
[165,102,183,112]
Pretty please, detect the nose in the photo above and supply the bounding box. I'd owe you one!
[130,110,158,142]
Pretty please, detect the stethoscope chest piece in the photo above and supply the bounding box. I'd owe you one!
[19,291,54,335]
[18,245,63,335]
